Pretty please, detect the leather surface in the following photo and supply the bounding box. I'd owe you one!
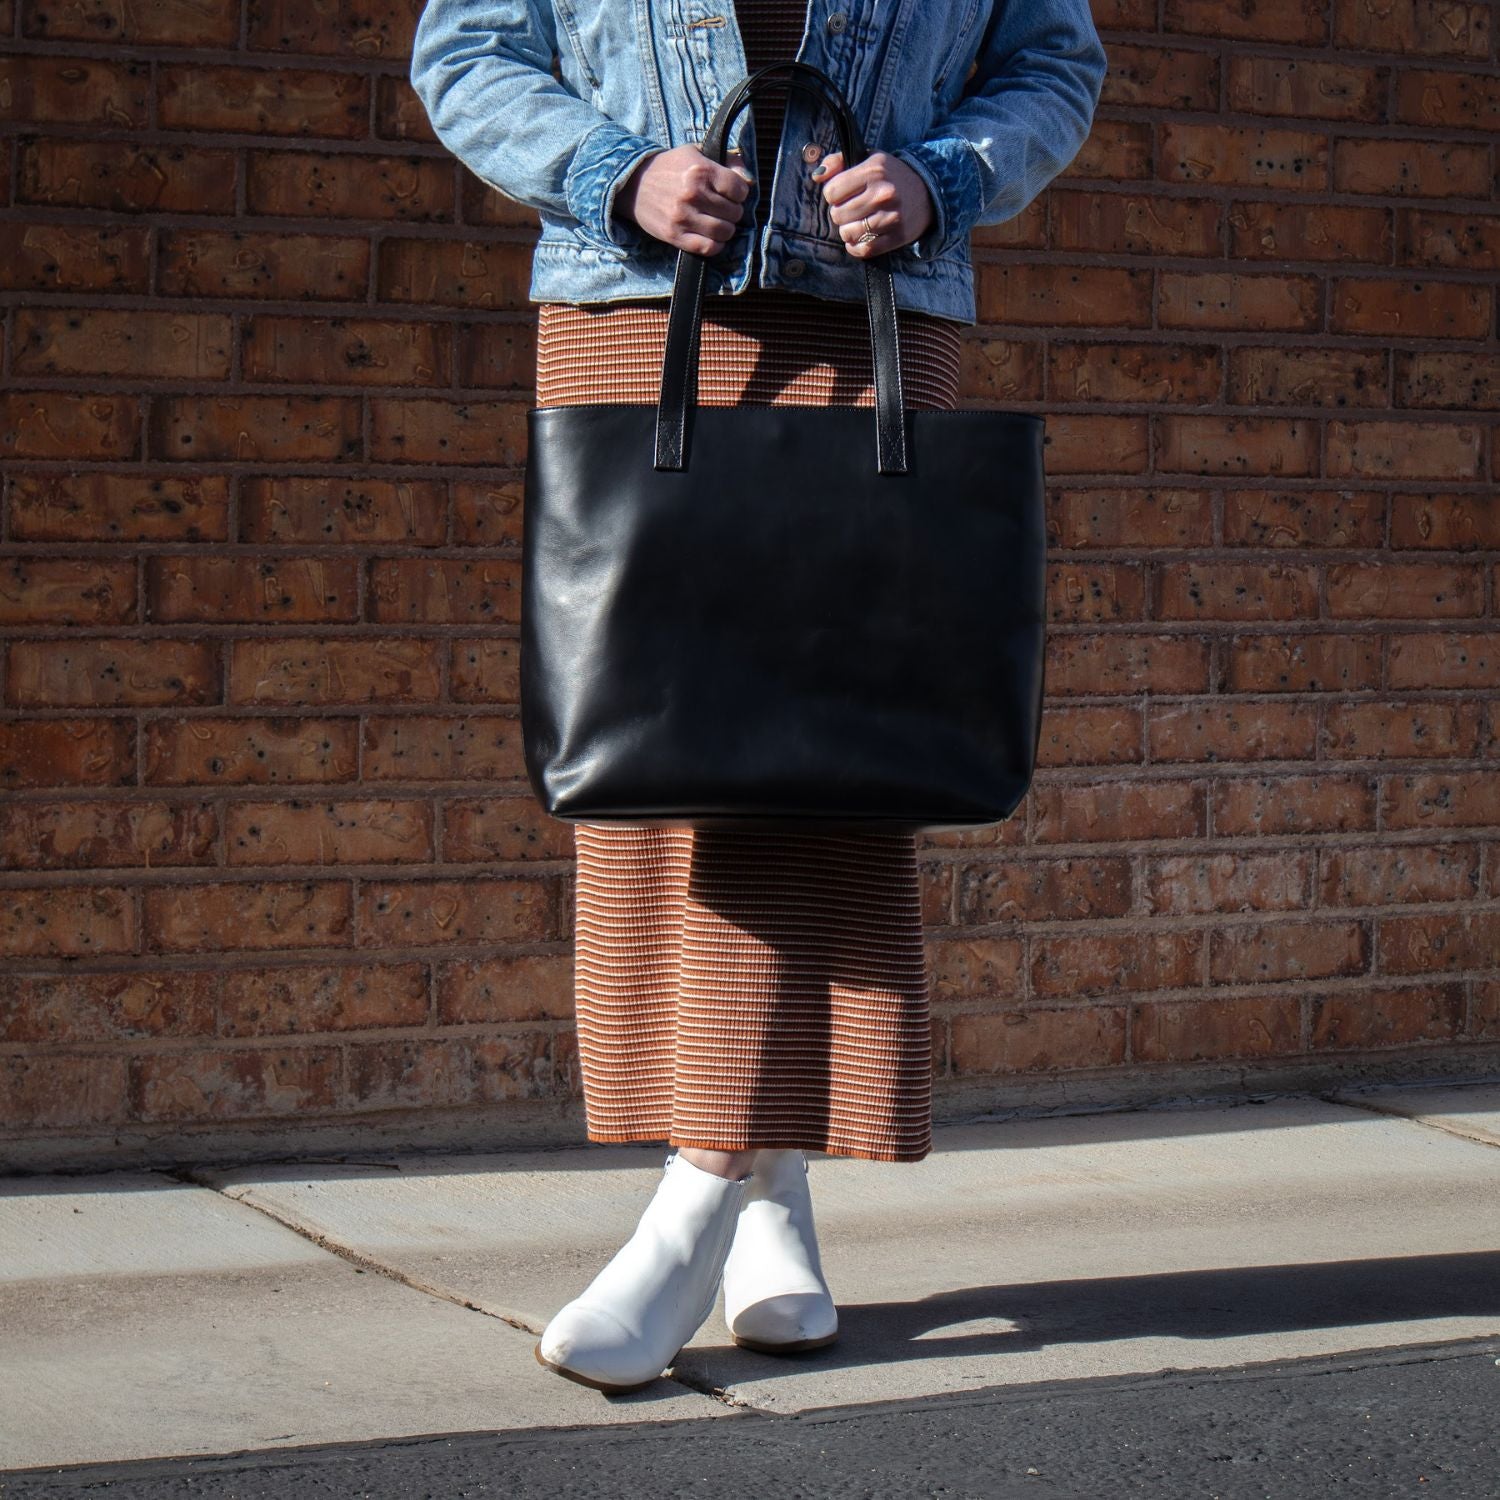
[520,401,1047,832]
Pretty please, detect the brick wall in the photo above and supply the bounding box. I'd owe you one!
[3,0,1498,1171]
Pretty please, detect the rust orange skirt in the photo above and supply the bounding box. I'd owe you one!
[533,284,961,1163]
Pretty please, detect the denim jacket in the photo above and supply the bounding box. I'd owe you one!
[409,0,1107,326]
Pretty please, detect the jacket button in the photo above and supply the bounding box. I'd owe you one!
[801,142,823,164]
[826,11,847,33]
[783,257,806,277]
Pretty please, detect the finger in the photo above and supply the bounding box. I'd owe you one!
[837,207,900,251]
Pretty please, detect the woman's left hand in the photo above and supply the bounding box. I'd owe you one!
[810,150,935,258]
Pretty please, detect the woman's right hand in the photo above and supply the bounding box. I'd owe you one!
[614,145,754,256]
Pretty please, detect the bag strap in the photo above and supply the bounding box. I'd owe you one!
[653,59,910,476]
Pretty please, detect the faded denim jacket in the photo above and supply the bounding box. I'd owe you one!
[409,0,1107,326]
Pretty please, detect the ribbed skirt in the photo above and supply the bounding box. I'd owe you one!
[531,0,963,1162]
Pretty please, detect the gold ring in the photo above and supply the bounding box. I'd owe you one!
[856,216,878,245]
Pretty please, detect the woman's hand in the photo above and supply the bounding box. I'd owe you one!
[810,150,935,258]
[614,144,754,256]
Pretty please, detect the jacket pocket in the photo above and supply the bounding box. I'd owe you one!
[933,0,985,96]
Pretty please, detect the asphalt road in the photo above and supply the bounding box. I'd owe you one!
[4,1335,1497,1499]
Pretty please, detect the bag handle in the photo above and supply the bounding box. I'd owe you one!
[653,59,910,476]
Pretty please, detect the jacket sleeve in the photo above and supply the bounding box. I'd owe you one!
[891,0,1108,263]
[409,0,665,254]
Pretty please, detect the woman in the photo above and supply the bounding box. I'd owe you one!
[410,0,1106,1395]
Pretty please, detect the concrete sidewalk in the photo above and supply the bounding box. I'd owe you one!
[3,1079,1499,1473]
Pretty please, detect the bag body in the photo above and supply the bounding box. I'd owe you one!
[520,61,1047,834]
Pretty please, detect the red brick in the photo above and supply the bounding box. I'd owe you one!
[133,1045,340,1121]
[377,238,532,309]
[1228,201,1393,263]
[1389,633,1500,690]
[226,798,433,865]
[1049,487,1213,548]
[13,307,231,379]
[358,876,552,946]
[1159,123,1327,191]
[0,800,216,870]
[1319,843,1480,906]
[442,798,573,862]
[1227,346,1388,408]
[436,954,574,1024]
[145,716,359,786]
[1327,562,1483,619]
[0,719,135,789]
[1,391,138,460]
[1158,415,1318,476]
[1382,772,1500,830]
[369,398,527,465]
[951,1006,1127,1074]
[1148,701,1318,763]
[959,338,1045,403]
[240,476,447,545]
[0,1055,129,1128]
[1045,634,1211,696]
[219,962,428,1036]
[1069,119,1151,182]
[0,221,149,292]
[150,395,361,463]
[1157,561,1318,620]
[18,139,235,214]
[24,0,239,44]
[1036,704,1144,767]
[1030,929,1203,997]
[5,639,219,708]
[0,886,134,958]
[1396,352,1500,411]
[1210,919,1368,984]
[342,1034,553,1108]
[1147,850,1312,914]
[1394,67,1500,129]
[1397,209,1500,272]
[376,74,438,143]
[1213,773,1377,835]
[1050,193,1221,257]
[159,230,370,301]
[246,150,452,221]
[457,321,538,390]
[7,473,230,543]
[228,638,442,705]
[1226,53,1386,120]
[0,55,149,126]
[247,0,420,58]
[1045,415,1150,475]
[1331,277,1491,339]
[1034,778,1203,842]
[144,880,352,952]
[362,714,523,781]
[1334,0,1490,56]
[1158,271,1320,331]
[958,857,1133,924]
[1333,138,1491,198]
[368,559,522,624]
[976,263,1152,327]
[1475,980,1500,1038]
[1222,489,1384,548]
[1310,982,1464,1049]
[452,480,524,547]
[148,555,360,623]
[1048,341,1219,404]
[158,65,369,137]
[0,972,215,1043]
[1322,701,1481,760]
[0,558,136,626]
[1099,43,1220,109]
[1131,994,1300,1062]
[449,638,521,704]
[1379,910,1500,974]
[1045,562,1146,622]
[927,936,1025,1005]
[1225,633,1381,693]
[244,315,450,386]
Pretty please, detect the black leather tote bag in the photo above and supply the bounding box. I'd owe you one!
[520,59,1047,833]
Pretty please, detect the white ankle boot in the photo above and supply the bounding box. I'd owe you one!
[721,1148,839,1353]
[534,1150,749,1394]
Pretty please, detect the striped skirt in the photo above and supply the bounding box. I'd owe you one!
[534,286,962,1162]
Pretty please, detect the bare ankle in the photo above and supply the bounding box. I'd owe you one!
[677,1146,757,1180]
